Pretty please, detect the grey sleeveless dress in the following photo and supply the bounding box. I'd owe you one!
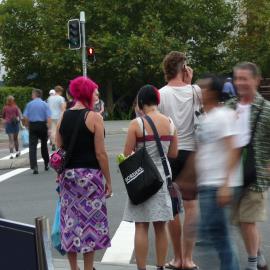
[123,118,174,222]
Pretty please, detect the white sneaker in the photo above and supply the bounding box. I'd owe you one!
[9,155,14,159]
[15,151,21,158]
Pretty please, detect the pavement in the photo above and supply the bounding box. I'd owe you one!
[0,120,269,270]
[54,259,155,270]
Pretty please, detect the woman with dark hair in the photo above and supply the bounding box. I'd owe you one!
[2,95,21,158]
[123,85,178,270]
[56,76,112,270]
[66,88,75,110]
[195,75,240,270]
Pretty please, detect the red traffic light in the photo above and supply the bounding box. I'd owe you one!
[87,47,95,56]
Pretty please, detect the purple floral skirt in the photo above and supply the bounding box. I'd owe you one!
[59,168,111,253]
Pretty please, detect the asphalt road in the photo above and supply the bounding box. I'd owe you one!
[0,125,269,269]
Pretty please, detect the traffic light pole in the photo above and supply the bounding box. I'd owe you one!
[80,11,87,77]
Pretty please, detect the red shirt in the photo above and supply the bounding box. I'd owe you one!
[2,105,20,123]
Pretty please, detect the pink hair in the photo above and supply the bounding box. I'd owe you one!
[69,76,98,110]
[152,86,160,105]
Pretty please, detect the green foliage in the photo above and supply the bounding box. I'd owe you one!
[0,86,32,112]
[228,0,270,75]
[0,0,238,117]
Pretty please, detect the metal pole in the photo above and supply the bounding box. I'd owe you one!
[80,11,87,77]
[35,216,54,270]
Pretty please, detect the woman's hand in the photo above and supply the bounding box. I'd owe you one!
[105,182,113,198]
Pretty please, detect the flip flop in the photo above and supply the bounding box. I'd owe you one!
[182,266,199,270]
[165,263,182,270]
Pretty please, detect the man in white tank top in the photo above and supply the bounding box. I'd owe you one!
[159,51,200,270]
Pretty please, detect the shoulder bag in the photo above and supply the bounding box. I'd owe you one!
[144,115,178,199]
[119,118,164,205]
[242,99,265,187]
[49,109,88,174]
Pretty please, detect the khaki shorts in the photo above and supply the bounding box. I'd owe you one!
[232,189,268,224]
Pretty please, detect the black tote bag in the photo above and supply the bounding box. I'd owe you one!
[119,118,163,205]
[242,100,265,187]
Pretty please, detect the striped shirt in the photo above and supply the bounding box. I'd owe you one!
[226,93,270,192]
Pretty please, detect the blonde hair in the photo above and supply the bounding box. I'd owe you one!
[6,95,15,106]
[54,85,64,94]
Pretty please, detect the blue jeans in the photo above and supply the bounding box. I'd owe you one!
[199,186,240,270]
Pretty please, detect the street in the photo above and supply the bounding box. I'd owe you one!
[0,121,269,269]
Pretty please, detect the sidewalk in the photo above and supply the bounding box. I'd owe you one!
[54,259,155,270]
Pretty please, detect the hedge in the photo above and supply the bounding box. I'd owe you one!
[0,86,33,114]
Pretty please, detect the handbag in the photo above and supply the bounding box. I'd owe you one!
[49,109,87,174]
[242,99,265,187]
[192,85,204,131]
[144,115,178,199]
[119,118,164,205]
[51,198,66,255]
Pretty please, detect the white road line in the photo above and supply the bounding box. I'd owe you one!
[0,168,29,183]
[0,143,42,160]
[102,221,135,264]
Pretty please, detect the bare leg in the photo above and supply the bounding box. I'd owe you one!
[67,252,78,270]
[167,214,182,268]
[8,134,14,153]
[135,222,149,269]
[153,221,168,267]
[182,200,198,268]
[83,252,95,270]
[240,222,259,257]
[13,132,19,152]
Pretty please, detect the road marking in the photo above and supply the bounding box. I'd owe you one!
[101,221,135,264]
[0,143,42,160]
[0,168,29,183]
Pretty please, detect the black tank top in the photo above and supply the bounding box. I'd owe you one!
[59,109,100,169]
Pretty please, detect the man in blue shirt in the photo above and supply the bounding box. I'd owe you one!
[223,77,237,97]
[23,89,52,174]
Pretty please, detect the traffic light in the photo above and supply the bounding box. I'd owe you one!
[87,47,96,62]
[68,19,81,50]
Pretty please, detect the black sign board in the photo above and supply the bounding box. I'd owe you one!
[0,218,39,270]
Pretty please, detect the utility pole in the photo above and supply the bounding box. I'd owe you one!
[80,11,87,77]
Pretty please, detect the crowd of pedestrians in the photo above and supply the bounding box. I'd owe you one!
[1,51,270,270]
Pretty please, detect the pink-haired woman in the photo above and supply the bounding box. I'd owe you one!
[56,76,112,270]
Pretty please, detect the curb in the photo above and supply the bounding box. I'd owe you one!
[54,259,155,270]
[0,158,29,170]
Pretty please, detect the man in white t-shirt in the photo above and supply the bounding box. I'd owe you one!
[196,75,241,270]
[226,62,270,270]
[159,51,199,270]
[47,85,66,151]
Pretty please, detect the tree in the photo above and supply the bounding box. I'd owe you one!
[0,0,237,116]
[229,0,270,75]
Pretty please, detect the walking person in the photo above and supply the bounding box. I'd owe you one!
[47,85,66,151]
[23,89,51,174]
[2,95,21,159]
[93,90,105,117]
[226,62,270,270]
[55,76,112,270]
[196,75,240,270]
[159,51,199,270]
[123,85,178,270]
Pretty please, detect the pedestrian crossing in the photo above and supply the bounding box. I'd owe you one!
[0,147,136,264]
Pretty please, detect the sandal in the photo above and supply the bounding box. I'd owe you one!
[165,263,182,270]
[182,266,199,270]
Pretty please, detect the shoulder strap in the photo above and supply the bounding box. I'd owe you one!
[144,115,173,188]
[64,109,89,167]
[139,117,146,148]
[251,99,265,142]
